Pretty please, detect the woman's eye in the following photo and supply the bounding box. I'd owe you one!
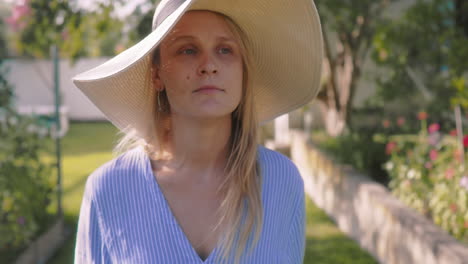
[178,46,232,55]
[219,47,232,54]
[181,48,196,55]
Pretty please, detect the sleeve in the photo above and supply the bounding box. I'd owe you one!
[74,179,109,264]
[285,176,306,264]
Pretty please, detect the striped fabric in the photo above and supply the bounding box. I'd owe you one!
[74,145,305,263]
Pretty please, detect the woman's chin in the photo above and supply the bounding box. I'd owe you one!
[185,108,235,120]
[192,112,233,120]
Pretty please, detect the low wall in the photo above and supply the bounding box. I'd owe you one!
[290,130,468,264]
[15,218,67,264]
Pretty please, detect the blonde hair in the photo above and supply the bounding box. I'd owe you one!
[114,12,262,263]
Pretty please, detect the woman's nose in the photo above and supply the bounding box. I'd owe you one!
[197,54,218,76]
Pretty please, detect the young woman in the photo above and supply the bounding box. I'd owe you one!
[73,0,323,263]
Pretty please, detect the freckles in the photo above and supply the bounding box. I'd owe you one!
[186,75,190,80]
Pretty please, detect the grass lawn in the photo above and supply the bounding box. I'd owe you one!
[47,122,377,264]
[47,122,118,264]
[304,197,377,263]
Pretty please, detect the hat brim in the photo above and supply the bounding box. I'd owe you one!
[73,0,323,140]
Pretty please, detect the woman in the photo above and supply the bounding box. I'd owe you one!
[73,0,322,263]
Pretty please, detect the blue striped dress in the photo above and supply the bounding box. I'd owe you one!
[74,145,305,263]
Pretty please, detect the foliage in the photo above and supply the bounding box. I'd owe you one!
[82,3,125,57]
[313,0,398,136]
[0,60,54,255]
[127,0,159,45]
[381,113,468,243]
[6,0,125,59]
[0,63,13,110]
[371,0,468,121]
[0,113,54,250]
[311,128,389,186]
[0,18,7,58]
[7,0,86,60]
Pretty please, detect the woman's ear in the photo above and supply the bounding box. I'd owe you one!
[152,65,164,91]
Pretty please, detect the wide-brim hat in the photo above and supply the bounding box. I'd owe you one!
[72,0,323,141]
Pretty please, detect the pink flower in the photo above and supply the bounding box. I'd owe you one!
[429,149,438,161]
[386,142,397,155]
[460,176,468,191]
[417,111,428,121]
[464,135,468,148]
[5,1,31,31]
[450,203,458,213]
[428,133,440,146]
[397,117,406,126]
[445,168,455,180]
[428,123,440,133]
[382,119,391,128]
[424,162,432,169]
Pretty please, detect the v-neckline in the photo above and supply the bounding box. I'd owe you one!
[140,148,220,263]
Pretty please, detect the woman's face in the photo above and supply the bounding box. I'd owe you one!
[155,11,243,120]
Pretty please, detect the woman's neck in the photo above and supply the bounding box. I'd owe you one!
[155,113,232,183]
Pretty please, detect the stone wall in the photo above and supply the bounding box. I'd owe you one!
[15,218,67,264]
[290,130,468,264]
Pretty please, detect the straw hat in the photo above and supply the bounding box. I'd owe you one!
[72,0,323,140]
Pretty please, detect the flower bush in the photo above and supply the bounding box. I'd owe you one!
[0,62,54,253]
[0,113,54,250]
[382,112,468,243]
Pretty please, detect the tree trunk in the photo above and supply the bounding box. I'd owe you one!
[316,34,356,137]
[318,103,347,137]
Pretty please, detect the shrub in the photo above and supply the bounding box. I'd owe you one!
[311,128,390,186]
[383,113,468,243]
[0,61,54,253]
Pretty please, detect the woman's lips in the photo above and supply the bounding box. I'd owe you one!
[193,85,224,93]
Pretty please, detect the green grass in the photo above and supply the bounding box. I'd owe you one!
[47,122,119,264]
[46,122,376,264]
[304,197,377,263]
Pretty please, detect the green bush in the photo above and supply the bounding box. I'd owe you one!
[0,62,54,253]
[382,115,468,243]
[311,128,390,186]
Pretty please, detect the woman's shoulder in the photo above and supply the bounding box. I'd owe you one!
[82,147,146,199]
[257,145,303,187]
[257,145,299,171]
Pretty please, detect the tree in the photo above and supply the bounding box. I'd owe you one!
[0,4,9,58]
[82,3,125,57]
[371,0,468,121]
[7,0,86,60]
[452,0,468,110]
[314,0,398,136]
[0,20,7,59]
[0,60,13,110]
[127,0,159,45]
[7,0,125,60]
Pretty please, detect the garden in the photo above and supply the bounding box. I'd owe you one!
[0,58,57,263]
[307,0,468,246]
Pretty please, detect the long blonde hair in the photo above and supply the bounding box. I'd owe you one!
[114,12,263,263]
